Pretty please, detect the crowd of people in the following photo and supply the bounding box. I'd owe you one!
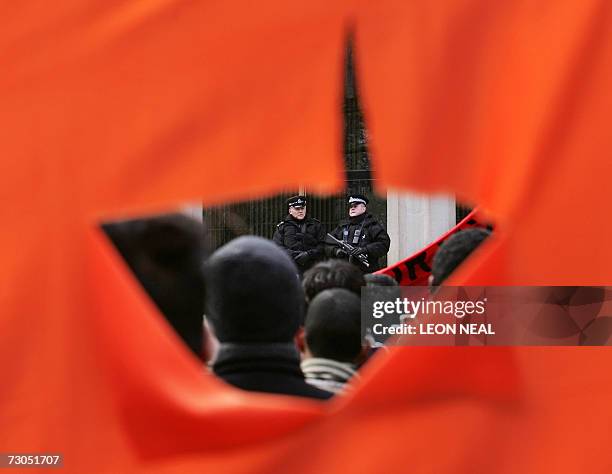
[103,205,490,401]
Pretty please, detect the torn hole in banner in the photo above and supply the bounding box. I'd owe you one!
[97,43,491,367]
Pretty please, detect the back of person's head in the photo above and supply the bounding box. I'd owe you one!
[364,273,398,287]
[302,259,365,304]
[102,214,206,358]
[431,228,491,286]
[304,288,363,363]
[203,235,303,343]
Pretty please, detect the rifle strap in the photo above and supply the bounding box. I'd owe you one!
[345,223,365,245]
[354,223,364,245]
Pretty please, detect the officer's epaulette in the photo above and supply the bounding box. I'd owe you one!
[276,221,285,228]
[310,217,321,223]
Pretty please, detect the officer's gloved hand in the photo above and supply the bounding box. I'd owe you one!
[295,252,310,265]
[334,248,348,258]
[351,247,367,257]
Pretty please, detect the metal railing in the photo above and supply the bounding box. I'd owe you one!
[203,45,387,253]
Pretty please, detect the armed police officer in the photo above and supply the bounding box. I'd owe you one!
[326,194,390,273]
[273,195,325,275]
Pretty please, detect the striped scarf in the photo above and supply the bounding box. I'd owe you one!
[300,358,359,394]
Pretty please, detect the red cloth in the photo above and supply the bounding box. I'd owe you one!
[377,209,490,285]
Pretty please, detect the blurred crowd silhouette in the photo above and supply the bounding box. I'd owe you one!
[103,213,488,400]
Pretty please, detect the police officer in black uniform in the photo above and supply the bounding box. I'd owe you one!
[327,194,391,273]
[273,195,325,274]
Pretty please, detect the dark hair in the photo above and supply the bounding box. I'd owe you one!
[305,288,362,362]
[102,214,206,359]
[302,259,365,304]
[203,236,303,343]
[364,273,398,287]
[431,228,491,286]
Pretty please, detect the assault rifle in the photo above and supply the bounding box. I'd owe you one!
[326,233,369,268]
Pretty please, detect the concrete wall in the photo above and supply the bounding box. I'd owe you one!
[386,191,456,263]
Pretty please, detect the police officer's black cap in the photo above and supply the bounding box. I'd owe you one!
[348,194,368,206]
[287,195,307,208]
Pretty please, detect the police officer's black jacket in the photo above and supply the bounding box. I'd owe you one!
[327,213,391,272]
[272,215,325,271]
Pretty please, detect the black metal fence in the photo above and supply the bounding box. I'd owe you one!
[456,204,473,222]
[203,46,385,251]
[203,47,470,252]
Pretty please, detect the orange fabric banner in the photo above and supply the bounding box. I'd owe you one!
[1,1,612,473]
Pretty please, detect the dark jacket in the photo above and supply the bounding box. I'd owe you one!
[327,213,391,272]
[213,343,333,400]
[272,215,325,272]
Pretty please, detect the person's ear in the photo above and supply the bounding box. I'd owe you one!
[202,318,219,365]
[294,326,306,354]
[355,344,370,366]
